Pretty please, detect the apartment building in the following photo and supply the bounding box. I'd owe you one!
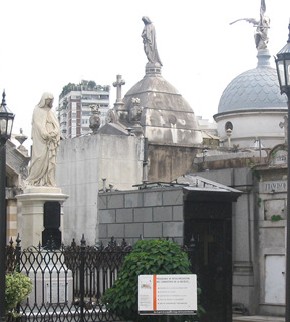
[58,80,110,138]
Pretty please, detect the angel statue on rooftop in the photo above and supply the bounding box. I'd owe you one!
[230,0,270,50]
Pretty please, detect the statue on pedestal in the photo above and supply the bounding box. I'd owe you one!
[142,16,163,66]
[230,0,270,50]
[26,92,60,187]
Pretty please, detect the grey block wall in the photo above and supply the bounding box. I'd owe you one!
[98,187,184,245]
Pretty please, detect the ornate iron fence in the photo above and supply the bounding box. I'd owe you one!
[6,235,132,322]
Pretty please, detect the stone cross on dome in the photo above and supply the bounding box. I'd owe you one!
[113,75,125,104]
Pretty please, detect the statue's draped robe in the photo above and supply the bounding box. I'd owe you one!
[142,19,162,66]
[26,106,60,186]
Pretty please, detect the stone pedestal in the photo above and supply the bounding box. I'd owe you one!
[27,252,73,306]
[16,186,68,249]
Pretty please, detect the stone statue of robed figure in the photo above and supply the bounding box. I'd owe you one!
[142,16,163,66]
[26,92,60,187]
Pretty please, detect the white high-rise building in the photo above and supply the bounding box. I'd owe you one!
[57,80,110,139]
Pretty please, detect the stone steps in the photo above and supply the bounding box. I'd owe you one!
[233,316,285,322]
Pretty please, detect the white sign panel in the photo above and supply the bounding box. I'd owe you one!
[138,274,197,315]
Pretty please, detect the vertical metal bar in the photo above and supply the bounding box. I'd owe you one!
[80,235,86,322]
[15,234,21,273]
[15,235,22,315]
[0,143,6,322]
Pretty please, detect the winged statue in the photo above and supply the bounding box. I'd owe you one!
[230,0,270,50]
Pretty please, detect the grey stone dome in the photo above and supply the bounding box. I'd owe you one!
[123,64,198,124]
[218,50,287,114]
[121,63,202,146]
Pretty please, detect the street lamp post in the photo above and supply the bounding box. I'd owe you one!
[0,91,14,322]
[275,22,290,322]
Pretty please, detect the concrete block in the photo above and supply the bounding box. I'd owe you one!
[125,223,144,238]
[261,227,285,248]
[198,168,234,186]
[173,205,184,221]
[233,274,254,286]
[125,193,144,208]
[107,224,125,238]
[144,223,162,237]
[234,168,253,186]
[144,191,163,207]
[116,208,133,223]
[98,209,116,224]
[134,208,153,222]
[153,206,172,222]
[264,199,286,220]
[163,189,183,205]
[163,222,184,238]
[107,194,124,209]
[98,224,108,238]
[98,195,107,209]
[172,237,183,245]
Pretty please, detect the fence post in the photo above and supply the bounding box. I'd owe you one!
[15,234,21,273]
[80,235,86,322]
[14,234,22,320]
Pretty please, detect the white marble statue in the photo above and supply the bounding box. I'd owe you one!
[26,92,60,187]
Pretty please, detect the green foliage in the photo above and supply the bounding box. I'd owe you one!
[87,80,96,89]
[60,80,110,98]
[5,272,32,316]
[271,214,283,222]
[102,239,200,321]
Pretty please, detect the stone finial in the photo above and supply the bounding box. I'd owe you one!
[89,104,101,134]
[15,128,28,146]
[15,128,29,155]
[129,97,143,124]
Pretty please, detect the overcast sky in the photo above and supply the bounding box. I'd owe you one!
[0,0,289,148]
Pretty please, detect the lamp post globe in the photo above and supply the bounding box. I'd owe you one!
[0,90,14,322]
[275,22,290,322]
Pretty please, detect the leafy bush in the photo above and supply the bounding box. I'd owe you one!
[102,239,201,321]
[5,272,32,316]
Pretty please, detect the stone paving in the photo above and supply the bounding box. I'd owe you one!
[233,315,285,322]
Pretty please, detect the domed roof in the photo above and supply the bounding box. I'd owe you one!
[218,50,287,114]
[121,63,202,146]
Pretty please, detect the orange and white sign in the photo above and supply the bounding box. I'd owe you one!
[138,274,197,315]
